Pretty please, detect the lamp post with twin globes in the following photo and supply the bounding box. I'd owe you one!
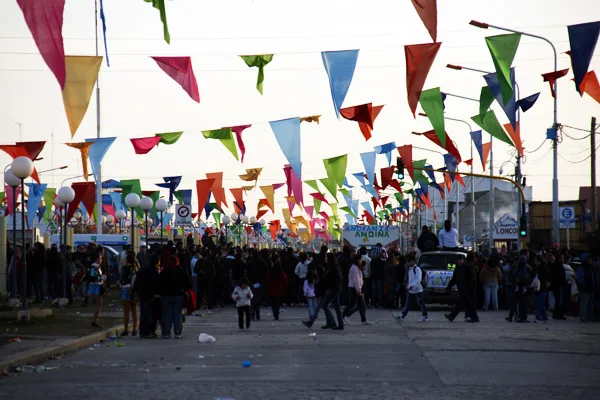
[11,157,33,311]
[57,186,75,302]
[140,196,154,249]
[115,210,126,234]
[124,194,141,253]
[4,169,20,299]
[155,199,168,245]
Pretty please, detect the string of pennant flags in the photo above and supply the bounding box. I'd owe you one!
[5,1,600,243]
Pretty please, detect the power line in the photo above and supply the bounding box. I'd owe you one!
[558,143,600,164]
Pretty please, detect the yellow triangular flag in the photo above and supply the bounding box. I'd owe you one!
[259,185,275,212]
[62,56,103,137]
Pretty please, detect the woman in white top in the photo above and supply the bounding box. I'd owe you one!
[295,253,310,304]
[342,254,370,325]
[438,220,459,251]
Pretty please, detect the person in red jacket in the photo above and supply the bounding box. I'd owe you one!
[266,253,288,321]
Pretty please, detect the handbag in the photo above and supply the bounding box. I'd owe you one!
[530,275,541,292]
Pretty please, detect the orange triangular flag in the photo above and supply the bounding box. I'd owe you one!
[503,122,523,157]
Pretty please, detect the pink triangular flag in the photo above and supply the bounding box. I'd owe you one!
[17,0,66,89]
[231,124,252,162]
[151,56,200,102]
[304,205,314,219]
[130,136,161,155]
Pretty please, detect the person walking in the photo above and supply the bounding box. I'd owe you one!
[438,220,459,251]
[88,252,107,328]
[507,255,532,323]
[119,252,140,336]
[576,259,595,321]
[232,277,253,330]
[549,254,567,320]
[265,254,288,321]
[159,255,192,339]
[295,253,309,304]
[480,260,502,311]
[445,254,479,322]
[343,254,371,325]
[303,271,317,320]
[134,254,161,338]
[532,256,550,323]
[302,253,344,330]
[396,254,429,322]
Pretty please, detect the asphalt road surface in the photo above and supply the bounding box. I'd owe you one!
[1,306,599,400]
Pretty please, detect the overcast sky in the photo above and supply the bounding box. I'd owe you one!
[0,0,598,222]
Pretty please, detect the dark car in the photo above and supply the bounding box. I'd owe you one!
[418,251,466,304]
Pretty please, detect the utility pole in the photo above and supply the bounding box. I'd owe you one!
[592,116,597,232]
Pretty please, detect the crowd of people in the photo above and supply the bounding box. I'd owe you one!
[4,228,600,338]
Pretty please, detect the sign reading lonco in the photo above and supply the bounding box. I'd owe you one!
[492,214,518,240]
[342,225,400,250]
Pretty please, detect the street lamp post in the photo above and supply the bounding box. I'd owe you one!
[222,215,231,244]
[125,194,141,253]
[230,213,239,246]
[5,169,20,299]
[106,214,114,232]
[115,210,126,234]
[57,186,75,303]
[11,157,33,311]
[155,199,168,245]
[140,196,154,249]
[469,19,559,245]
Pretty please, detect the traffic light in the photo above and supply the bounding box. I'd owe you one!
[396,157,405,180]
[519,215,527,237]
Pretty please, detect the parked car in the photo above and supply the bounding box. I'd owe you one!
[417,251,467,305]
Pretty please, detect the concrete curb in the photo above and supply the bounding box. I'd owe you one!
[0,324,125,372]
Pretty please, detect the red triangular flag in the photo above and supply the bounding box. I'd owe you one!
[340,103,384,141]
[230,188,245,214]
[231,125,252,163]
[130,137,161,155]
[17,0,66,89]
[196,178,216,217]
[503,122,523,157]
[16,141,45,160]
[151,56,200,102]
[0,145,41,183]
[380,166,395,190]
[418,130,462,162]
[256,209,268,221]
[372,196,380,212]
[67,182,95,221]
[463,159,473,166]
[482,142,492,171]
[389,179,403,193]
[206,172,228,209]
[541,68,569,98]
[579,71,600,104]
[397,145,414,180]
[310,192,330,205]
[411,0,438,42]
[455,173,465,187]
[381,196,389,207]
[405,43,442,116]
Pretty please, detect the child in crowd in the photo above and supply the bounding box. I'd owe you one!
[304,271,317,320]
[232,278,253,330]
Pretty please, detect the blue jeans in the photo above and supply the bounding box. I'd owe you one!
[402,292,428,317]
[371,280,384,306]
[483,282,499,310]
[162,295,184,337]
[317,290,343,327]
[535,291,548,321]
[307,297,317,320]
[344,288,367,322]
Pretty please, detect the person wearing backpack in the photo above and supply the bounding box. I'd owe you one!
[507,255,532,322]
[396,254,428,322]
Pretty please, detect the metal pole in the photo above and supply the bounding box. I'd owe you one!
[489,136,494,252]
[11,186,17,299]
[566,227,570,249]
[131,208,135,252]
[63,206,68,299]
[20,179,27,310]
[160,211,164,244]
[432,187,437,234]
[145,211,148,248]
[471,144,476,252]
[456,179,460,240]
[591,117,597,232]
[94,0,103,236]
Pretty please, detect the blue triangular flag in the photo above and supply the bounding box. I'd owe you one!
[345,214,356,225]
[321,50,359,118]
[109,192,124,211]
[99,0,110,66]
[155,176,182,204]
[470,130,484,165]
[269,117,302,179]
[343,177,352,188]
[403,199,410,213]
[179,189,192,205]
[352,172,366,186]
[516,92,540,112]
[37,206,46,223]
[360,151,377,184]
[484,68,517,129]
[361,201,374,217]
[86,137,117,183]
[26,183,47,227]
[352,199,360,216]
[374,141,396,166]
[362,184,379,199]
[424,165,443,193]
[567,21,600,94]
[204,193,214,219]
[444,153,458,182]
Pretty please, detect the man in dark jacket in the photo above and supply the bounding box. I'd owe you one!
[577,259,595,321]
[445,253,479,322]
[134,254,161,338]
[302,255,343,330]
[549,255,567,320]
[417,225,439,253]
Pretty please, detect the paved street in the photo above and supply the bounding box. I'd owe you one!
[1,306,599,400]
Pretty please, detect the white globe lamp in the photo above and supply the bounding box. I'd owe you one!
[11,156,34,179]
[115,210,126,220]
[57,186,76,204]
[125,193,141,208]
[4,169,20,187]
[140,196,153,211]
[156,198,168,212]
[250,216,257,224]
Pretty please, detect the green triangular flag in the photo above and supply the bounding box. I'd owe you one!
[43,188,56,222]
[412,159,430,185]
[419,87,446,147]
[212,212,221,227]
[174,190,184,205]
[330,203,339,218]
[340,206,355,218]
[149,191,160,217]
[319,177,337,200]
[479,86,495,115]
[202,128,239,160]
[471,111,514,146]
[485,33,521,105]
[314,198,322,214]
[120,179,143,215]
[0,192,5,207]
[394,192,404,204]
[156,131,183,145]
[377,210,385,220]
[240,55,274,94]
[323,154,348,189]
[144,0,170,44]
[304,180,320,192]
[339,188,350,198]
